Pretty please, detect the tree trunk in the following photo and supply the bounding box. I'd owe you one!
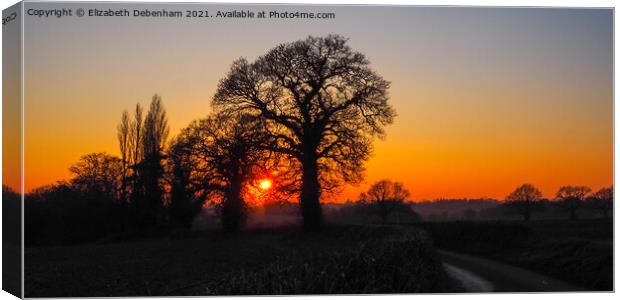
[222,176,244,232]
[300,151,322,231]
[222,159,244,232]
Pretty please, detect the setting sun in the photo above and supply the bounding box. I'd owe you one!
[259,179,272,190]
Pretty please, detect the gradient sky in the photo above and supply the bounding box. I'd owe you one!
[19,3,613,201]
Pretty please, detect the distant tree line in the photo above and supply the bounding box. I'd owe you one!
[504,183,613,221]
[407,185,612,222]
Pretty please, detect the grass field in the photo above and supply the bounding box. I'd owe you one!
[415,219,613,291]
[25,225,458,297]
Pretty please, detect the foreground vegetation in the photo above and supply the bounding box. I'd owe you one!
[415,219,612,291]
[25,225,458,297]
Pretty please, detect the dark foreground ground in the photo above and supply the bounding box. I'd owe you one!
[25,225,457,297]
[24,219,612,297]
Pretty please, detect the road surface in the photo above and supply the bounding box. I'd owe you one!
[440,250,583,292]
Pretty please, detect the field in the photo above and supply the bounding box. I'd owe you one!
[24,218,614,296]
[415,219,613,291]
[25,225,458,297]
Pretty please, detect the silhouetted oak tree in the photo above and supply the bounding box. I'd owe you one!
[213,35,395,230]
[179,112,271,232]
[556,185,591,220]
[359,179,410,223]
[505,183,542,221]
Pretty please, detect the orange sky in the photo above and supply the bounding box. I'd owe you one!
[12,4,613,201]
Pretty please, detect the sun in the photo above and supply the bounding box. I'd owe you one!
[259,179,272,190]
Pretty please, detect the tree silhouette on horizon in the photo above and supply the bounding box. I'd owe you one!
[556,185,591,220]
[212,35,396,230]
[69,152,122,201]
[360,179,411,224]
[505,183,542,221]
[590,186,613,218]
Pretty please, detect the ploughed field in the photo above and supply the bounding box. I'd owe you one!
[25,225,458,297]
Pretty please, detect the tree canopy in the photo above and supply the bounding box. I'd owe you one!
[505,183,542,221]
[556,185,591,220]
[212,34,396,229]
[359,179,411,223]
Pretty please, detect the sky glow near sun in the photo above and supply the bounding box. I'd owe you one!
[6,4,611,201]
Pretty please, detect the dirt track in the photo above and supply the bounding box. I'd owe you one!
[440,250,583,293]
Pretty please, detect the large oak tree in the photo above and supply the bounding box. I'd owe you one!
[213,35,396,230]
